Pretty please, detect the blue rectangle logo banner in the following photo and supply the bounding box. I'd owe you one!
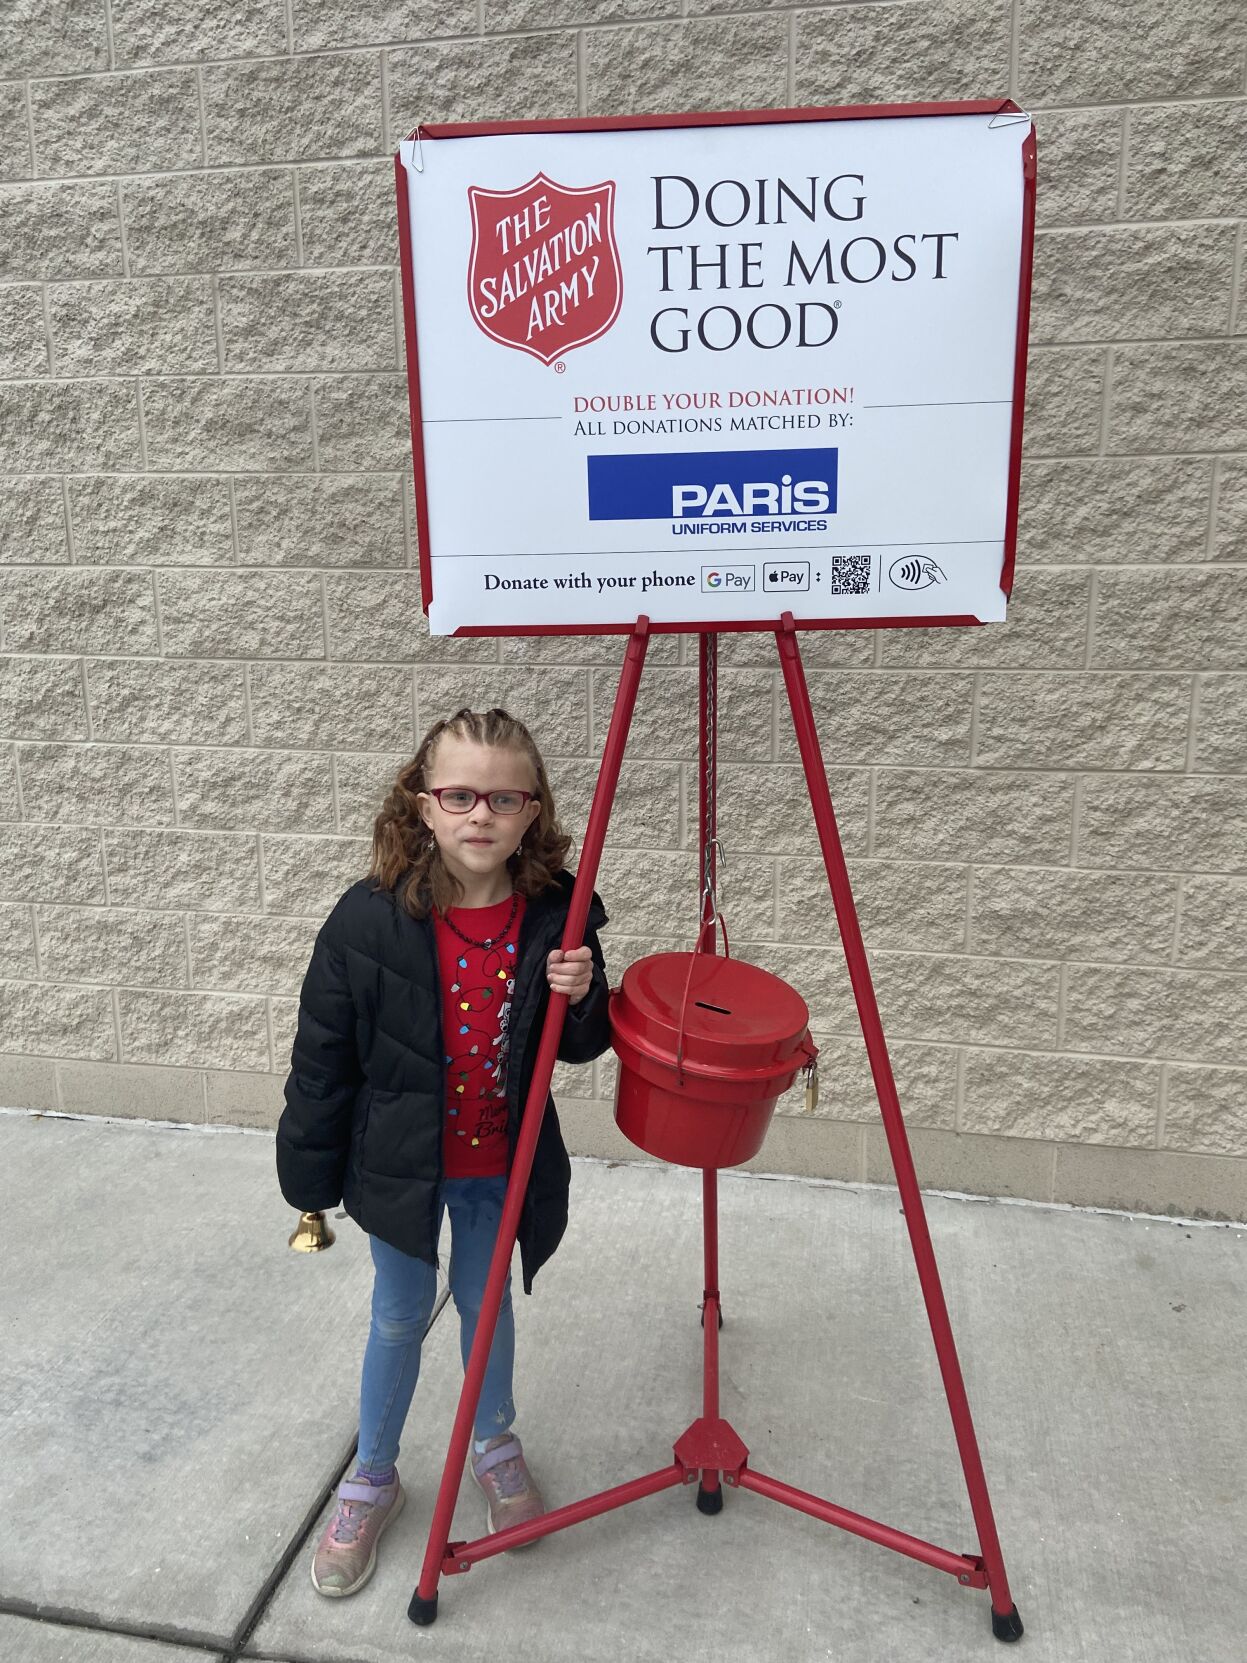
[587,448,838,521]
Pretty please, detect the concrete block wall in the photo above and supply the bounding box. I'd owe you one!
[1,1,1244,1220]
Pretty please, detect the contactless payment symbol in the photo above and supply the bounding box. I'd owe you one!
[889,556,946,591]
[466,174,622,366]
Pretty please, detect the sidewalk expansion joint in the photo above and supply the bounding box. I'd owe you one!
[226,1287,450,1662]
[0,1596,226,1656]
[222,1431,360,1663]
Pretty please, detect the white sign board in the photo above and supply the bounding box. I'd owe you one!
[396,104,1035,637]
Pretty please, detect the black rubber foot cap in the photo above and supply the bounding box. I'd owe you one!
[991,1604,1023,1642]
[409,1591,439,1626]
[699,1307,725,1330]
[696,1483,724,1515]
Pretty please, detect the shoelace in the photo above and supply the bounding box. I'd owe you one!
[329,1500,372,1545]
[485,1456,526,1499]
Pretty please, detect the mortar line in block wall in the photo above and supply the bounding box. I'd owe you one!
[8,317,1247,360]
[78,657,94,740]
[1185,676,1201,773]
[1069,774,1083,868]
[59,477,75,564]
[265,997,277,1074]
[38,282,55,378]
[1116,106,1132,220]
[575,31,586,120]
[200,1068,210,1124]
[255,832,269,914]
[20,555,1247,579]
[953,1043,966,1135]
[308,383,321,472]
[228,23,1247,71]
[12,830,1240,889]
[98,828,111,907]
[211,276,225,374]
[6,958,1246,1035]
[379,49,392,159]
[391,271,403,370]
[968,669,982,764]
[226,477,241,563]
[194,68,208,168]
[1084,568,1099,670]
[1204,460,1220,559]
[28,903,44,980]
[110,986,123,1064]
[1155,1063,1169,1150]
[786,13,796,106]
[102,0,116,71]
[291,171,305,268]
[1229,221,1245,336]
[1170,873,1186,968]
[0,740,1224,776]
[167,734,181,829]
[400,461,416,570]
[329,752,342,835]
[284,0,295,55]
[1055,960,1068,1049]
[148,567,164,655]
[134,382,149,470]
[318,571,331,658]
[114,181,131,280]
[183,909,195,991]
[961,861,974,955]
[1007,0,1020,101]
[1098,348,1115,458]
[22,78,35,175]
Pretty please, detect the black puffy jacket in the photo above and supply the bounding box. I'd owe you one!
[276,871,611,1292]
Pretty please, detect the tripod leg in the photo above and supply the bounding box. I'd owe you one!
[409,620,651,1626]
[774,619,1020,1633]
[696,1167,724,1514]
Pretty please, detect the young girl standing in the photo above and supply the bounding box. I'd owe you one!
[277,707,611,1598]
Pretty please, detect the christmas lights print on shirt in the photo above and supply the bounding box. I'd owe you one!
[446,938,518,1151]
[432,891,528,1180]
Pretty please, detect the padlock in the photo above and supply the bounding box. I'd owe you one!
[803,1058,819,1114]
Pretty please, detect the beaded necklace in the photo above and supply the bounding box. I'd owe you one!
[439,891,519,951]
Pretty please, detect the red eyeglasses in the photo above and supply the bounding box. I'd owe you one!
[427,788,536,815]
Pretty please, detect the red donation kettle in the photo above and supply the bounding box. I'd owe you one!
[609,951,817,1169]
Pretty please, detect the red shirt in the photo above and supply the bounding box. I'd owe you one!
[434,893,527,1179]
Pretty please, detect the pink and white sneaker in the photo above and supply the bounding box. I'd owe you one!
[310,1472,405,1597]
[469,1433,546,1538]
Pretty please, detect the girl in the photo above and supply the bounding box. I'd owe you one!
[277,707,611,1598]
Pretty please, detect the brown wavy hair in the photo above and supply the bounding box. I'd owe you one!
[369,707,572,918]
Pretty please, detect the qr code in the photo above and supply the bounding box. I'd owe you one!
[828,555,872,595]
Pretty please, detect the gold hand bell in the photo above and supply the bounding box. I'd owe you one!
[287,1210,336,1252]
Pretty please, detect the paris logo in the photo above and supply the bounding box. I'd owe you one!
[467,174,622,366]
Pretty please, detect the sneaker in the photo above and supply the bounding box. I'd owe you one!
[469,1433,546,1538]
[310,1471,405,1598]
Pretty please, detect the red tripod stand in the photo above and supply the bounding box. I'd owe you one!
[409,617,1023,1644]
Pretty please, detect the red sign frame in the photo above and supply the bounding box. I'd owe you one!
[394,100,1037,639]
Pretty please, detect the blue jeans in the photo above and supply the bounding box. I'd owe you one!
[355,1175,516,1475]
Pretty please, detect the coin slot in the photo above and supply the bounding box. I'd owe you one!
[694,1000,732,1015]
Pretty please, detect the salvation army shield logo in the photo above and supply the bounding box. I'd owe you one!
[467,175,622,366]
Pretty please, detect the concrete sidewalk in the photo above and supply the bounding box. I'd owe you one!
[1,1109,1243,1663]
